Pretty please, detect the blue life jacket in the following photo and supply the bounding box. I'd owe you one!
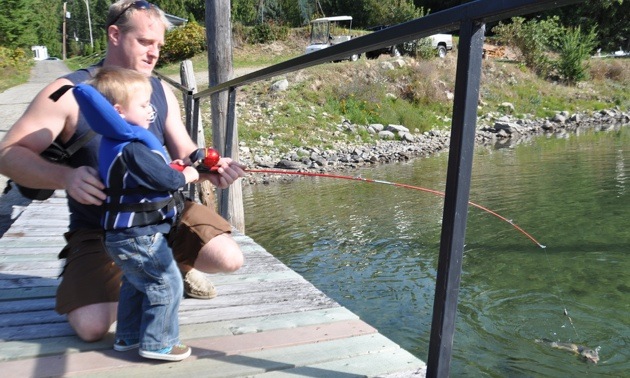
[72,83,179,230]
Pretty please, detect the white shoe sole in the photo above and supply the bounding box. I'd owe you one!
[139,347,191,361]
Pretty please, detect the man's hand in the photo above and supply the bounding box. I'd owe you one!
[201,157,246,189]
[65,166,107,205]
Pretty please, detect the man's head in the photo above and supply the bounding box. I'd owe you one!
[104,1,171,75]
[90,67,155,129]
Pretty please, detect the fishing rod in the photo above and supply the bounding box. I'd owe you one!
[246,168,546,249]
[184,148,545,248]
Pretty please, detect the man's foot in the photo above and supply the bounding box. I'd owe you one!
[183,269,217,299]
[113,338,140,352]
[139,344,191,361]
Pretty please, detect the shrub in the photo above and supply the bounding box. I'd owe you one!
[0,46,32,70]
[492,16,564,77]
[247,22,289,44]
[555,26,598,84]
[248,23,274,44]
[160,22,207,66]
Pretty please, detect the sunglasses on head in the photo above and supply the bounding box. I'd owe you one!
[107,1,158,28]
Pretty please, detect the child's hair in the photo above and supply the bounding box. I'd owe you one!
[90,67,152,108]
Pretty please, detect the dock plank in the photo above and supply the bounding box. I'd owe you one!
[0,195,426,376]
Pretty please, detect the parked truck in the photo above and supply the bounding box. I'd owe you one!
[365,25,453,59]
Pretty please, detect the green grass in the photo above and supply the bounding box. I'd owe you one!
[0,66,30,93]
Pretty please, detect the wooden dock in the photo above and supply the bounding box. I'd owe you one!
[0,192,426,377]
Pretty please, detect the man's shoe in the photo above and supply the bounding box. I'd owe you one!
[139,344,191,361]
[113,338,140,352]
[183,269,217,299]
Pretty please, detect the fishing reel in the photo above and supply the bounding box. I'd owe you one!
[170,147,221,172]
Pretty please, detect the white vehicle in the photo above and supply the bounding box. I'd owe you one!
[365,25,453,59]
[429,34,453,58]
[305,16,360,62]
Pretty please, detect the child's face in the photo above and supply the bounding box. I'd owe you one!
[118,87,154,128]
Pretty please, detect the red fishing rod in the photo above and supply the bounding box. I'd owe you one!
[182,148,546,249]
[246,169,546,249]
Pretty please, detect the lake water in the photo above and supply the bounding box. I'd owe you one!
[242,126,629,377]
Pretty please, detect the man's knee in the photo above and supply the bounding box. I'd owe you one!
[66,302,117,342]
[197,234,244,273]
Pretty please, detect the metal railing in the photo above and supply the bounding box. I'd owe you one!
[168,1,583,376]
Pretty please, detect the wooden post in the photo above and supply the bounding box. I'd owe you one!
[205,0,245,232]
[180,60,216,209]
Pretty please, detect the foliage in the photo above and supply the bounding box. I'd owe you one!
[404,38,436,60]
[492,16,564,77]
[555,26,598,84]
[0,0,39,48]
[363,0,426,27]
[545,0,628,52]
[0,46,32,70]
[159,21,207,66]
[0,46,32,92]
[247,23,290,44]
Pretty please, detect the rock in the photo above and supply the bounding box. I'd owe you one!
[276,159,305,170]
[385,124,409,133]
[270,79,289,92]
[378,130,396,140]
[499,102,515,113]
[552,113,566,123]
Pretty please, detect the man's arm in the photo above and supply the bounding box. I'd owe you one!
[160,81,246,189]
[0,78,106,204]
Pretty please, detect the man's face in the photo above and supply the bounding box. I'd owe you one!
[114,11,166,75]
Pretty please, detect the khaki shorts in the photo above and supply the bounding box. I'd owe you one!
[55,200,232,315]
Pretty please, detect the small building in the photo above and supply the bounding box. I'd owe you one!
[31,45,49,60]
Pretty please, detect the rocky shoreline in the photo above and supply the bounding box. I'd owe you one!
[238,107,629,185]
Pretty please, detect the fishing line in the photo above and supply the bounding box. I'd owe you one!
[246,168,546,249]
[540,246,580,339]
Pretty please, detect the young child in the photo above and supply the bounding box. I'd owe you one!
[75,67,198,361]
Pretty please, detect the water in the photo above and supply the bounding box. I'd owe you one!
[243,127,630,377]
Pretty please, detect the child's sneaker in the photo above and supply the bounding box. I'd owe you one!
[113,338,140,352]
[139,344,191,361]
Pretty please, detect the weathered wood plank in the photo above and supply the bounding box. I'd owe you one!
[0,320,379,377]
[0,308,359,361]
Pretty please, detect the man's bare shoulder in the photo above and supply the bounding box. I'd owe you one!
[2,77,79,152]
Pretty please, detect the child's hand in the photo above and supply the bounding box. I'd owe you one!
[169,159,186,171]
[182,166,199,184]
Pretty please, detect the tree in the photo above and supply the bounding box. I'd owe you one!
[364,0,427,27]
[545,0,628,52]
[0,0,39,48]
[32,0,63,57]
[556,25,598,84]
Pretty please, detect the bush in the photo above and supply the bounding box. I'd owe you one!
[0,46,31,70]
[159,22,207,66]
[247,22,290,44]
[555,26,598,84]
[493,16,564,77]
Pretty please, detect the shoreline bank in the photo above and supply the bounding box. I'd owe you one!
[239,107,629,185]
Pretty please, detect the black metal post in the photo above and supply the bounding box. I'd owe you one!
[426,19,486,377]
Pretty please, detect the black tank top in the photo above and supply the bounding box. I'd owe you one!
[62,63,169,230]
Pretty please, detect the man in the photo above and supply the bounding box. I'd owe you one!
[0,0,245,342]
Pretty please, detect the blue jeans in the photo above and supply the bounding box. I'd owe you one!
[105,232,183,351]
